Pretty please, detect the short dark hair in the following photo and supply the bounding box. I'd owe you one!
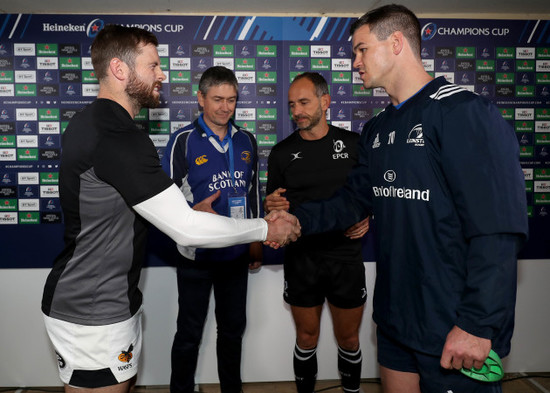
[291,72,329,97]
[91,24,159,81]
[198,66,238,96]
[350,4,421,57]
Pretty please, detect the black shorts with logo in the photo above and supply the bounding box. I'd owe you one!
[283,234,366,309]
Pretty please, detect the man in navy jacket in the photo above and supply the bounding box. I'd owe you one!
[294,5,528,393]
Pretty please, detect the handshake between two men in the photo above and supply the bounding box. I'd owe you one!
[189,189,301,249]
[264,210,301,248]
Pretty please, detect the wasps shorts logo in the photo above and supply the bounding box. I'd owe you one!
[55,351,66,369]
[195,154,208,165]
[241,150,251,164]
[118,344,134,363]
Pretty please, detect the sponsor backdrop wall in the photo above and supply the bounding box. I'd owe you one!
[0,14,549,267]
[0,13,550,387]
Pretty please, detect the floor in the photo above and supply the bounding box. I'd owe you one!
[3,374,550,393]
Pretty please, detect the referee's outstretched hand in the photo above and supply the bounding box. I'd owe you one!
[264,187,290,213]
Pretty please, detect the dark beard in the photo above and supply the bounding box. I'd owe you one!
[294,106,323,131]
[126,72,161,109]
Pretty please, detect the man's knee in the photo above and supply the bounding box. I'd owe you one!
[335,333,360,351]
[296,330,320,349]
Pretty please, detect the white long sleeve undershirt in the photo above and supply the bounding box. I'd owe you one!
[133,184,267,248]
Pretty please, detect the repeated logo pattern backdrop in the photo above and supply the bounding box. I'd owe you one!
[0,14,548,266]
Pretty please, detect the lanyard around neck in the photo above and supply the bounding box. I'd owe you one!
[199,115,237,191]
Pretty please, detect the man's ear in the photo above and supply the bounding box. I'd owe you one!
[391,31,405,55]
[109,57,127,81]
[197,90,205,109]
[321,93,331,112]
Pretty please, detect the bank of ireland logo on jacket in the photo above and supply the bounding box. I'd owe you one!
[383,170,396,183]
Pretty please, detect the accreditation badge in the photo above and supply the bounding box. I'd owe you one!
[228,191,247,219]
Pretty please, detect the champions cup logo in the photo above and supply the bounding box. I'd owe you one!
[21,123,33,133]
[240,85,250,96]
[20,58,31,69]
[176,109,186,119]
[422,23,437,40]
[336,46,348,57]
[176,109,185,119]
[336,109,347,119]
[197,59,208,70]
[65,85,76,95]
[240,46,250,56]
[42,72,53,82]
[87,19,105,38]
[175,45,187,55]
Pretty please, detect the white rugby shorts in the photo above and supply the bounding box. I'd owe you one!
[43,308,142,388]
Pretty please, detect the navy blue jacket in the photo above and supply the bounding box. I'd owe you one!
[295,77,528,357]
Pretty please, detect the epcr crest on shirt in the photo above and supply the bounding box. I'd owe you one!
[228,190,247,219]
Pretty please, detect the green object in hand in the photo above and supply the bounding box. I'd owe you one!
[460,349,504,382]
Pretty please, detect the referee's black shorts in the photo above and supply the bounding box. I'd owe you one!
[283,237,366,309]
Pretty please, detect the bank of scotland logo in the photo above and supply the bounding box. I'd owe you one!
[422,23,437,40]
[87,19,105,38]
